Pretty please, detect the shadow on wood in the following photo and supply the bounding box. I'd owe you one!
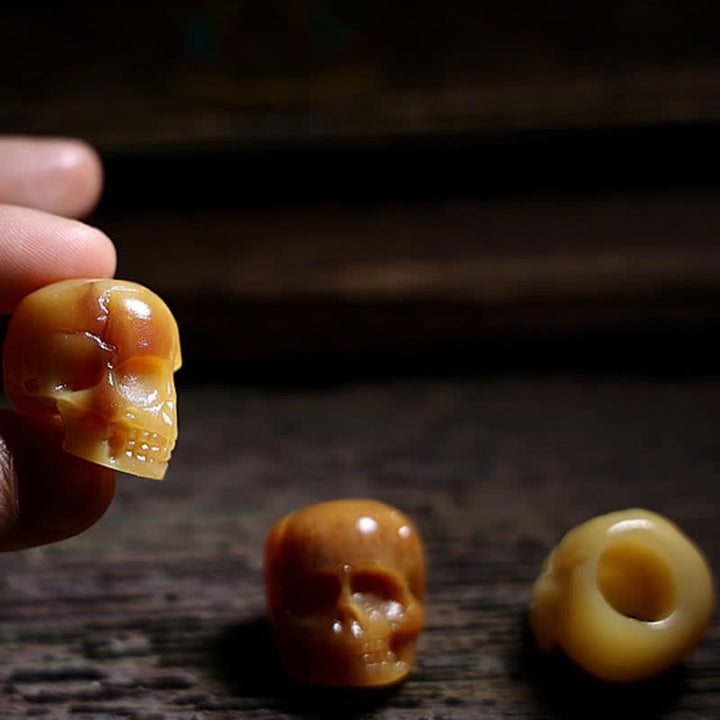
[211,615,404,718]
[516,613,688,719]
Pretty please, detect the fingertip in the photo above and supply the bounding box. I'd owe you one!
[0,205,117,312]
[67,217,118,278]
[50,138,105,218]
[0,136,104,218]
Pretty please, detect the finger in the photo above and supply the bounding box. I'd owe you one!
[0,204,116,313]
[0,136,103,219]
[0,411,116,552]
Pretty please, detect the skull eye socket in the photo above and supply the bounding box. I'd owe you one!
[351,571,403,601]
[29,332,107,393]
[286,572,342,616]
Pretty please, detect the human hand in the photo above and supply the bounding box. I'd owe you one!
[0,136,117,551]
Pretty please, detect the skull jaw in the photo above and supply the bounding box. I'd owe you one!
[58,398,174,480]
[272,625,418,687]
[63,430,170,480]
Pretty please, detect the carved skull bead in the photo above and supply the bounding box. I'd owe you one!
[2,279,181,480]
[530,509,715,682]
[264,498,426,687]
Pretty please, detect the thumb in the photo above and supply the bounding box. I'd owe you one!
[0,410,115,552]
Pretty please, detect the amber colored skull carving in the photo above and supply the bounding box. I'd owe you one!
[530,509,715,683]
[2,279,181,480]
[264,499,426,687]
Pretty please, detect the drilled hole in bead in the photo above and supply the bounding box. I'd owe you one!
[597,538,677,622]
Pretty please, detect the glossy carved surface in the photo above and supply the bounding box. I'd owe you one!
[530,508,716,683]
[2,279,181,480]
[264,498,426,687]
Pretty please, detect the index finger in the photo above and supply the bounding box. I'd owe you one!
[0,205,117,313]
[0,136,103,219]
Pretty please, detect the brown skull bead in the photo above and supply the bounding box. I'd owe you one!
[264,498,426,687]
[2,278,181,480]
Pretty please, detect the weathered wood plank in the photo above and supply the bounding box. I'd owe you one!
[0,378,718,718]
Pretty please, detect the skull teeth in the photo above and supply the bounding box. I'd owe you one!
[122,428,171,464]
[360,649,398,665]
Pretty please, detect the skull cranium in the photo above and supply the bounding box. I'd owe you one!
[264,498,425,687]
[530,508,715,682]
[2,278,181,480]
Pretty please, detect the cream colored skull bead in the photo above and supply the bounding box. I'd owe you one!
[530,509,715,683]
[2,279,181,480]
[264,498,426,687]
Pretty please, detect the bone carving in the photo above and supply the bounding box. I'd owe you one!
[2,279,181,480]
[264,498,426,687]
[530,509,715,682]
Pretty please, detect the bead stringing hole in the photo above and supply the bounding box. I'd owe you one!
[597,538,677,622]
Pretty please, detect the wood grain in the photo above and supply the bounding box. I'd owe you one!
[105,194,720,304]
[1,377,718,718]
[96,192,720,381]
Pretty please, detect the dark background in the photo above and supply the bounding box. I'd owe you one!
[2,1,720,383]
[1,5,720,719]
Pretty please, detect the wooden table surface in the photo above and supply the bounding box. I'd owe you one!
[0,375,718,719]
